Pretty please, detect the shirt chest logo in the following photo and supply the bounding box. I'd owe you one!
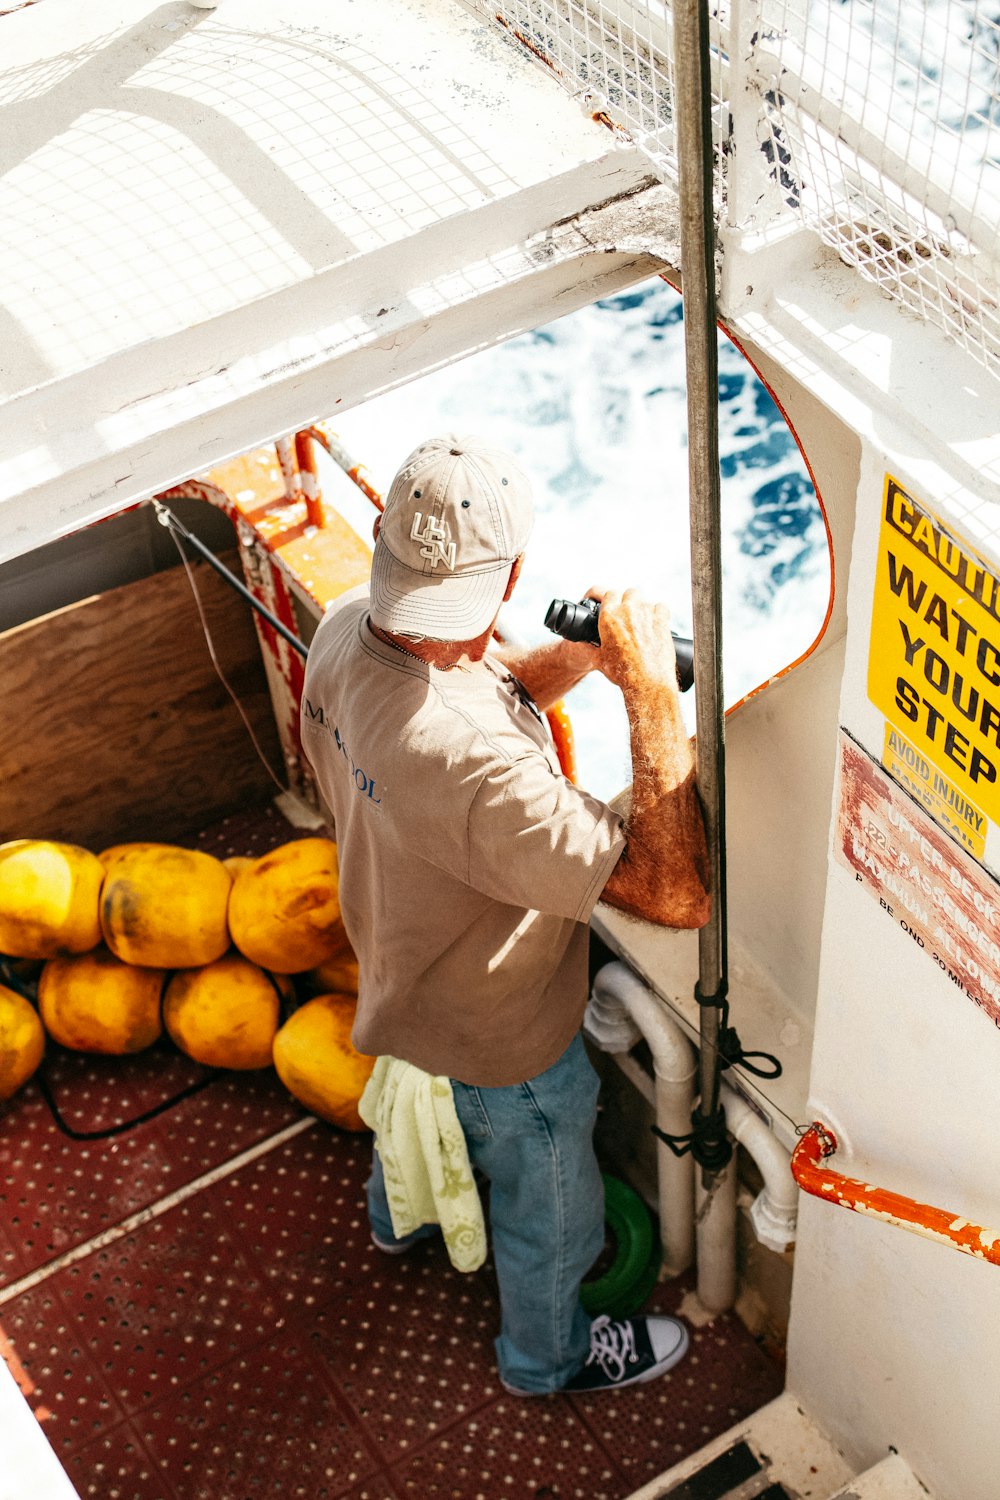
[303,700,382,807]
[333,726,382,805]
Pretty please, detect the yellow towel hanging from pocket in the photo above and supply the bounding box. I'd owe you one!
[359,1056,487,1272]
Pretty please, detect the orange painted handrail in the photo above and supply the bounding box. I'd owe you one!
[791,1122,1000,1267]
[308,424,384,513]
[295,430,324,529]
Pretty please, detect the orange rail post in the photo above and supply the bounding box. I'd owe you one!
[791,1121,1000,1266]
[295,430,324,530]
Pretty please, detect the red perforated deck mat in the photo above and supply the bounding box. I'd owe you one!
[1,804,783,1499]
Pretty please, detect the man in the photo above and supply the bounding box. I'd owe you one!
[302,434,709,1396]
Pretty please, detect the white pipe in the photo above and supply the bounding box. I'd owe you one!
[586,961,697,1276]
[720,1081,798,1255]
[695,1082,796,1313]
[585,961,799,1309]
[695,1156,738,1314]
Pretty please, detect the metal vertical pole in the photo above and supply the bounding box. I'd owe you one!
[671,0,730,1181]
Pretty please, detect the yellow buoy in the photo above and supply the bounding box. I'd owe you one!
[163,952,285,1070]
[272,992,374,1131]
[97,842,160,868]
[100,844,231,968]
[39,947,165,1054]
[303,948,359,997]
[0,983,46,1099]
[228,838,343,973]
[0,839,104,960]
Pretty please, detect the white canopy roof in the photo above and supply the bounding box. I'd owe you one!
[0,0,664,563]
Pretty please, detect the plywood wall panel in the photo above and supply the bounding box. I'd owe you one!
[0,553,284,849]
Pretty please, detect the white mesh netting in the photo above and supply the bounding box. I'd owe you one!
[464,0,1000,377]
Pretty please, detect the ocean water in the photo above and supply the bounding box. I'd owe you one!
[321,278,830,799]
[806,0,1000,168]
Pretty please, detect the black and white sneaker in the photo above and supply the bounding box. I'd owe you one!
[370,1231,414,1255]
[562,1314,689,1393]
[370,1225,438,1255]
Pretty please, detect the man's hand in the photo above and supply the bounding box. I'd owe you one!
[584,588,680,696]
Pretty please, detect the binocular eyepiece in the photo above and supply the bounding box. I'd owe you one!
[544,597,694,693]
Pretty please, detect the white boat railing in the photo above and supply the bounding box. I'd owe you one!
[465,0,1000,378]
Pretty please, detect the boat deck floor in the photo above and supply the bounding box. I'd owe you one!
[0,805,782,1500]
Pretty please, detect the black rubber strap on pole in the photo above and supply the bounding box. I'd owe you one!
[705,988,785,1081]
[695,979,728,1008]
[652,1105,733,1171]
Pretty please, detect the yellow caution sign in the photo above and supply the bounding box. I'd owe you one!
[869,475,1000,839]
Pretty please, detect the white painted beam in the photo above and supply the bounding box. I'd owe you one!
[0,0,663,562]
[0,227,663,563]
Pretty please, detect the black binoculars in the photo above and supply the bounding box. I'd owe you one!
[544,597,695,693]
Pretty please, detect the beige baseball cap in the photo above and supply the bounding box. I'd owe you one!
[369,435,534,641]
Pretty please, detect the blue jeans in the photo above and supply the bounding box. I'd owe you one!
[366,1032,605,1393]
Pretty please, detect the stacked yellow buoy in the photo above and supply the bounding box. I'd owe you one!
[0,982,45,1100]
[302,948,360,998]
[227,838,344,973]
[0,840,104,958]
[273,992,372,1132]
[101,844,232,968]
[163,955,290,1071]
[0,835,373,1131]
[39,949,165,1054]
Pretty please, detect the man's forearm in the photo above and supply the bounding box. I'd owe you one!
[491,637,596,712]
[599,662,710,929]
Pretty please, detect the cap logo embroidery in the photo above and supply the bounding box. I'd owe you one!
[410,511,456,570]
